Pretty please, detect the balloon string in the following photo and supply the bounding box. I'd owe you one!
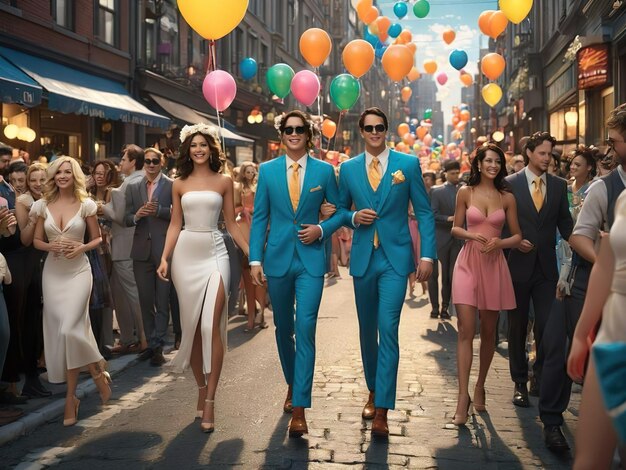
[333,111,345,152]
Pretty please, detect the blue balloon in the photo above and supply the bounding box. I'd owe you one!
[393,2,408,19]
[388,23,402,39]
[449,49,468,71]
[239,57,258,80]
[363,29,379,47]
[374,41,388,60]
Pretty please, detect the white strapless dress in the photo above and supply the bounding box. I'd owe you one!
[169,191,230,374]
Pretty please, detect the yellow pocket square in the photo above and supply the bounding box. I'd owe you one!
[391,170,406,185]
[309,185,322,192]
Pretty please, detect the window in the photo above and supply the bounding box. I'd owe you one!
[52,0,74,29]
[96,0,117,46]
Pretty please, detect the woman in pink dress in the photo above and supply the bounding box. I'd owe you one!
[450,144,522,425]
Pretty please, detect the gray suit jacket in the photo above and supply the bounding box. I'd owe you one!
[103,170,144,261]
[430,182,462,251]
[124,174,173,262]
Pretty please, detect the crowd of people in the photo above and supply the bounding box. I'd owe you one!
[0,102,624,469]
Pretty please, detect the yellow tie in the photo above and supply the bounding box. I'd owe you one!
[289,162,300,211]
[532,177,544,212]
[368,157,382,248]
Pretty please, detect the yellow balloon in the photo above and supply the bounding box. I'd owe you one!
[498,0,533,24]
[178,0,249,40]
[482,83,503,107]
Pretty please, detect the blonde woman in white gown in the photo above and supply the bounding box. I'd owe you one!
[33,157,112,426]
[158,124,249,433]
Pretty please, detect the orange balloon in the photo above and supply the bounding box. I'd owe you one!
[442,29,456,45]
[407,66,420,81]
[401,86,412,102]
[356,0,374,22]
[342,39,375,78]
[481,52,506,80]
[381,45,414,82]
[375,16,391,42]
[395,142,407,153]
[416,126,428,140]
[423,59,437,74]
[488,11,508,38]
[403,133,416,146]
[299,28,332,68]
[478,10,496,36]
[368,22,379,36]
[460,110,471,122]
[399,29,413,44]
[397,123,410,137]
[321,119,337,139]
[406,42,417,55]
[460,72,473,86]
[362,6,379,24]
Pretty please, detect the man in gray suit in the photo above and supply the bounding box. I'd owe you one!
[429,160,463,320]
[124,148,173,366]
[102,144,146,354]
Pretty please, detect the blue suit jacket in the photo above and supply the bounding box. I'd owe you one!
[249,155,346,278]
[327,150,436,277]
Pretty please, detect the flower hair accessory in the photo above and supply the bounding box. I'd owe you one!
[179,123,221,144]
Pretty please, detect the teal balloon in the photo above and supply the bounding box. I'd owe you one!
[413,0,430,18]
[449,49,468,71]
[393,2,408,19]
[330,74,361,111]
[388,23,402,38]
[266,63,294,99]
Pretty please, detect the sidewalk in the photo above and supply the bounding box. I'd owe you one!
[0,353,140,446]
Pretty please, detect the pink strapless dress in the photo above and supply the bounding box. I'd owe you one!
[451,206,516,311]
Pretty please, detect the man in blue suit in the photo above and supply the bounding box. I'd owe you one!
[323,107,436,437]
[250,110,345,438]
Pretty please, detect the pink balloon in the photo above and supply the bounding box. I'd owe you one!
[203,70,237,112]
[436,72,448,86]
[290,70,321,107]
[423,134,433,147]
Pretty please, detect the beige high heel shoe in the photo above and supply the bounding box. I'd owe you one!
[451,395,474,426]
[196,385,207,419]
[201,399,215,433]
[93,370,112,405]
[63,396,80,427]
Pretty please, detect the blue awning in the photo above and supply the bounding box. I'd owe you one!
[0,55,42,107]
[0,47,169,129]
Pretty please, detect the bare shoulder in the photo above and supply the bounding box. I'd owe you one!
[457,185,471,199]
[218,173,234,192]
[502,191,516,207]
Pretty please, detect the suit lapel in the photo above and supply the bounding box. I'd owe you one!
[276,156,295,215]
[139,177,148,204]
[376,152,398,211]
[538,174,554,225]
[355,153,375,208]
[295,156,314,217]
[516,172,539,222]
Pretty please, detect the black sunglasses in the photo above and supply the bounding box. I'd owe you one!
[145,158,161,165]
[362,124,387,133]
[283,126,306,135]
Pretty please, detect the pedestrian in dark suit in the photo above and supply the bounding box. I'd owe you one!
[429,160,464,319]
[125,148,173,366]
[505,132,573,409]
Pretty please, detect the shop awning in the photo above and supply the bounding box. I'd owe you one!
[150,94,253,144]
[0,55,42,107]
[0,47,169,129]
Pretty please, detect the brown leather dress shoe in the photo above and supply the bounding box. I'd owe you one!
[371,408,389,437]
[362,391,375,420]
[283,386,293,413]
[288,407,308,438]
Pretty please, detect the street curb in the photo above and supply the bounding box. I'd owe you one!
[0,354,140,446]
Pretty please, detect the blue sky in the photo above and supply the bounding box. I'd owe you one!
[375,0,498,122]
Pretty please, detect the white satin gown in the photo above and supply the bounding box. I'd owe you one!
[33,198,103,383]
[169,191,230,374]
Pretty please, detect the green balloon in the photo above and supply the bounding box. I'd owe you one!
[413,0,430,18]
[330,74,360,111]
[266,63,295,99]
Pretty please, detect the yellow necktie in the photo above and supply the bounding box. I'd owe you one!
[289,162,300,211]
[532,177,544,212]
[368,157,381,248]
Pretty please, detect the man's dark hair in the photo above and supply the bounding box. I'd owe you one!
[0,146,12,158]
[358,107,388,131]
[124,144,145,171]
[443,160,461,172]
[8,161,27,174]
[523,131,557,165]
[423,171,436,183]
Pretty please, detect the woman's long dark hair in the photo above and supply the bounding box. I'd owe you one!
[89,159,119,198]
[566,145,597,180]
[177,131,222,179]
[468,143,510,192]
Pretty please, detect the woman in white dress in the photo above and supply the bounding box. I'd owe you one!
[33,157,112,426]
[157,124,249,433]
